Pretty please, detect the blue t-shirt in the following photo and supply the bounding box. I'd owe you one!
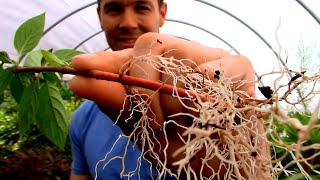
[69,100,174,179]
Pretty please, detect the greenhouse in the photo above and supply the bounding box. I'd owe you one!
[0,0,319,179]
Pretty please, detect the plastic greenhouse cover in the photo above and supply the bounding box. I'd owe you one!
[1,0,319,107]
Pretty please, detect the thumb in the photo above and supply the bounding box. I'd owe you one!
[71,49,133,73]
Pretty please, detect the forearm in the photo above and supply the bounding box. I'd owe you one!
[70,173,90,180]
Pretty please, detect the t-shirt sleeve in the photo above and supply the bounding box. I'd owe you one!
[69,102,90,175]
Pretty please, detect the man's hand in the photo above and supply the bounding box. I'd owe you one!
[70,32,261,178]
[70,33,255,123]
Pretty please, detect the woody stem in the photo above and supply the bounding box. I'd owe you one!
[13,66,207,102]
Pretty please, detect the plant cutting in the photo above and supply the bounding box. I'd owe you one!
[1,13,320,180]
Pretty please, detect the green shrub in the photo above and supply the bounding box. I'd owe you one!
[0,88,82,179]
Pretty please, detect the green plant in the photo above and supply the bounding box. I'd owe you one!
[0,88,80,179]
[267,112,320,179]
[0,12,206,149]
[0,13,83,148]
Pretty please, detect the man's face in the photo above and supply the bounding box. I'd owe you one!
[97,0,167,51]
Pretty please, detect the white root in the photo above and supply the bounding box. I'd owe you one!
[94,49,320,180]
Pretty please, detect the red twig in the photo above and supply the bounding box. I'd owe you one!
[13,66,207,102]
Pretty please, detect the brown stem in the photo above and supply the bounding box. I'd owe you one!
[13,66,207,102]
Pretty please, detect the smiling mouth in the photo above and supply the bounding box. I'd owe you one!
[118,38,137,48]
[121,39,135,43]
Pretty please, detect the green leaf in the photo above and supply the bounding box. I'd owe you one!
[24,49,43,67]
[284,173,320,180]
[283,124,298,143]
[36,83,68,148]
[54,49,83,64]
[310,127,320,144]
[311,175,320,180]
[18,83,38,135]
[9,73,32,103]
[42,72,61,87]
[274,146,286,154]
[0,68,14,95]
[0,51,14,64]
[14,13,45,56]
[283,173,305,180]
[0,93,3,104]
[41,50,68,66]
[290,112,310,125]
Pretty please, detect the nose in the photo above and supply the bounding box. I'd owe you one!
[119,10,138,29]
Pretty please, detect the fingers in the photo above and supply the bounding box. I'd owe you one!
[70,76,128,118]
[69,33,255,129]
[70,50,133,118]
[71,49,133,73]
[133,33,230,65]
[196,55,255,97]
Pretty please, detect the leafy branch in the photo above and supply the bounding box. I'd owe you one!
[0,13,82,148]
[0,12,209,149]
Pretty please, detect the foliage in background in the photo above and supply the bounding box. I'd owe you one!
[268,112,320,180]
[0,88,82,179]
[0,143,72,179]
[0,12,83,179]
[0,13,83,148]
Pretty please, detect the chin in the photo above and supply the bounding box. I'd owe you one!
[111,44,134,51]
[118,46,134,50]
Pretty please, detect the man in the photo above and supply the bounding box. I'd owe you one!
[98,0,166,51]
[69,0,269,179]
[69,0,169,179]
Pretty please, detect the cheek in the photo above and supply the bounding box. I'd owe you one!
[101,17,117,32]
[138,16,161,32]
[104,24,117,40]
